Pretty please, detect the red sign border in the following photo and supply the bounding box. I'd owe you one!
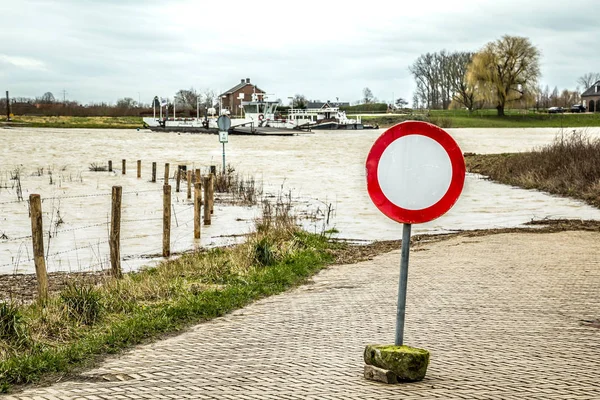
[366,121,465,224]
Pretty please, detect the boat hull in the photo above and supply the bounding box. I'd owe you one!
[310,122,365,130]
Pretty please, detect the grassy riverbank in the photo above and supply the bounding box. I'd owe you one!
[0,196,346,391]
[5,110,600,130]
[357,110,600,129]
[465,131,600,208]
[4,116,143,129]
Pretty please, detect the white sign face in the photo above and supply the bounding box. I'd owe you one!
[219,130,228,143]
[377,135,452,210]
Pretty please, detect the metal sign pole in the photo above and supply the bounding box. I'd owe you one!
[395,223,412,346]
[222,142,226,174]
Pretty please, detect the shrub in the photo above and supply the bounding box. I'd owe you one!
[60,284,103,325]
[88,163,108,172]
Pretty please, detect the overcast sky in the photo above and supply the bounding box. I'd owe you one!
[1,0,599,105]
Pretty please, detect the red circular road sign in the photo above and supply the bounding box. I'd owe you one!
[366,121,465,224]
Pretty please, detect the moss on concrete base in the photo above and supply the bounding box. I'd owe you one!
[364,344,429,382]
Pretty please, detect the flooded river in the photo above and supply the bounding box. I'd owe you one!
[1,126,600,274]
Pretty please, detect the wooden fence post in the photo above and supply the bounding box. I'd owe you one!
[109,186,122,278]
[164,163,170,184]
[187,170,192,200]
[203,177,211,226]
[122,159,126,175]
[195,168,201,183]
[176,165,182,193]
[209,173,215,215]
[137,160,141,178]
[194,182,202,239]
[29,194,48,303]
[163,184,171,257]
[152,162,157,183]
[108,160,113,172]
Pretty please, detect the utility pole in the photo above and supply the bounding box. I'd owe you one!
[62,89,67,104]
[5,91,10,121]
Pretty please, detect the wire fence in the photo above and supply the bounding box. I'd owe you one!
[0,163,234,276]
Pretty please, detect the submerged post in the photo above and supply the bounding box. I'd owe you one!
[187,170,192,200]
[203,177,211,226]
[194,182,201,239]
[395,224,412,346]
[108,160,113,172]
[6,91,10,121]
[176,165,182,193]
[163,184,171,257]
[152,162,157,182]
[137,160,141,178]
[122,159,126,175]
[208,172,214,215]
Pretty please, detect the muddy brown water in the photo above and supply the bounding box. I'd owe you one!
[1,126,600,274]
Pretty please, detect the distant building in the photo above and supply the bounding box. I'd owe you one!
[581,80,600,112]
[306,100,350,109]
[219,78,265,116]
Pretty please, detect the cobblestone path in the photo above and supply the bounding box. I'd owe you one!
[6,231,600,399]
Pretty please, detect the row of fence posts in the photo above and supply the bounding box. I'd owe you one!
[28,161,217,304]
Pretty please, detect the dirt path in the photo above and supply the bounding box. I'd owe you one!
[6,229,600,399]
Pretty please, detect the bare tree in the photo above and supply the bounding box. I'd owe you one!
[39,92,56,104]
[292,94,307,109]
[175,88,199,111]
[549,86,559,107]
[447,51,480,111]
[362,87,374,104]
[410,51,467,110]
[202,89,216,109]
[577,73,600,91]
[116,97,136,108]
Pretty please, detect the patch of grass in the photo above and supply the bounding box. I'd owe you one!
[59,284,103,325]
[214,165,262,205]
[465,130,600,208]
[355,110,600,129]
[253,237,277,267]
[8,116,143,129]
[88,163,108,172]
[0,195,345,391]
[0,303,28,347]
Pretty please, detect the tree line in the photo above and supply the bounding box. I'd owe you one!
[1,87,221,117]
[410,35,600,116]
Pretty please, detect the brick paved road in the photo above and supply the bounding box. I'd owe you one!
[6,231,600,399]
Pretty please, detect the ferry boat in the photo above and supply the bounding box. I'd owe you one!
[142,95,377,134]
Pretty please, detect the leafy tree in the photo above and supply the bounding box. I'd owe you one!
[467,35,541,116]
[395,98,408,108]
[577,73,600,91]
